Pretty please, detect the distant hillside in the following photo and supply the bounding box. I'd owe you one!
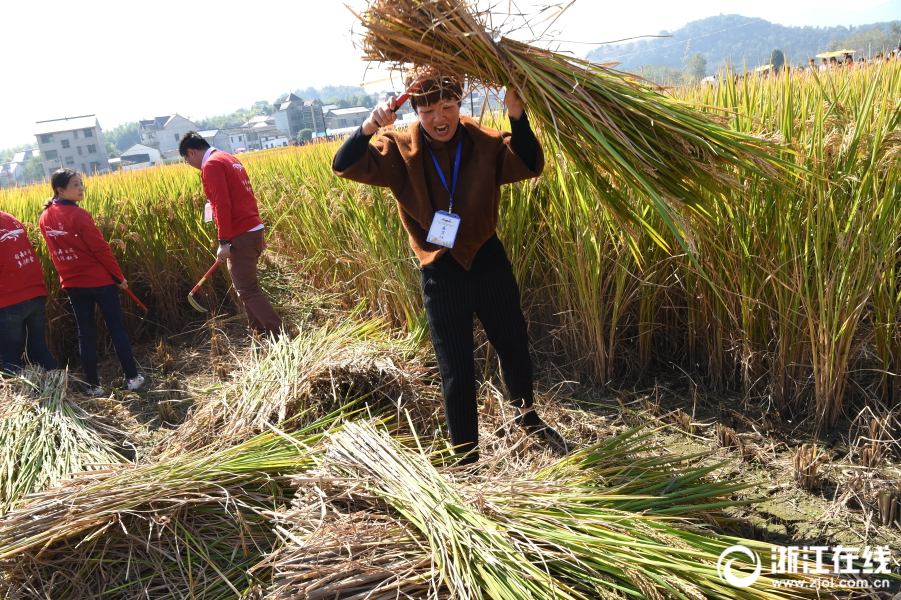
[588,14,900,73]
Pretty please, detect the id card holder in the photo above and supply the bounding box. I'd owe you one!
[426,211,461,249]
[203,202,214,223]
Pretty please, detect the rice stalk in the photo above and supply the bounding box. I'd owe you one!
[355,0,793,246]
[0,411,349,599]
[154,318,432,456]
[0,367,129,515]
[313,421,839,600]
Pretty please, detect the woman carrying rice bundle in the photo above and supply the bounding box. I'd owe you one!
[333,74,566,465]
[39,169,144,394]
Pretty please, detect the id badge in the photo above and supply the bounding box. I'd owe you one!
[426,211,461,248]
[203,202,213,223]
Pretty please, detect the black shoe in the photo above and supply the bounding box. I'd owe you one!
[515,410,570,456]
[452,450,480,474]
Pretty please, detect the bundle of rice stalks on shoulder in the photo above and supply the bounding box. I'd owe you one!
[267,421,846,600]
[356,0,794,246]
[156,319,437,456]
[0,368,131,515]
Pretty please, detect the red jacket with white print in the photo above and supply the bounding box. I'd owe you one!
[0,211,47,309]
[39,200,125,289]
[201,150,263,241]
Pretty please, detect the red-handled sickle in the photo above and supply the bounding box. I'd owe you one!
[188,260,221,312]
[123,288,148,312]
[371,79,425,129]
[388,78,426,114]
[392,82,422,111]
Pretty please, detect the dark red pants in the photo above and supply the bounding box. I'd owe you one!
[227,229,283,336]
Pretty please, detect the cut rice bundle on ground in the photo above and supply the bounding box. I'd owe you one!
[265,508,447,600]
[297,421,842,599]
[0,413,346,599]
[156,319,437,456]
[0,368,131,515]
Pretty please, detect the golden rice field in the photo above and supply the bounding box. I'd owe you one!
[2,61,900,431]
[0,61,900,600]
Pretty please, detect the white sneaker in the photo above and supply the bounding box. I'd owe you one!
[126,375,145,391]
[86,385,105,396]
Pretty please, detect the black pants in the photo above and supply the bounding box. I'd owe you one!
[421,236,533,458]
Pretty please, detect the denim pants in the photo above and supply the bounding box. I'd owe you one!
[67,285,138,384]
[0,295,59,375]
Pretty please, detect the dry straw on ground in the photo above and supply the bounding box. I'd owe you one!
[0,368,131,515]
[0,323,851,599]
[153,320,436,457]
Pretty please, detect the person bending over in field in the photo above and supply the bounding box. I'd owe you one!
[332,74,567,465]
[39,169,143,394]
[0,210,58,375]
[179,132,283,339]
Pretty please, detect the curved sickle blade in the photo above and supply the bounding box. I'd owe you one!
[187,260,221,312]
[187,293,208,312]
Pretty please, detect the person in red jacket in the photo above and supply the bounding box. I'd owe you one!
[0,211,58,374]
[39,169,144,393]
[179,132,283,338]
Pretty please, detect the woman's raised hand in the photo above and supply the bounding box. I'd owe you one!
[362,97,398,135]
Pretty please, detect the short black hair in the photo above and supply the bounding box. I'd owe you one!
[178,131,210,157]
[407,75,463,110]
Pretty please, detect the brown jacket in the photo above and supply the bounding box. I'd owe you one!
[333,116,544,269]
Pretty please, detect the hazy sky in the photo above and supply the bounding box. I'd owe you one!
[1,0,892,149]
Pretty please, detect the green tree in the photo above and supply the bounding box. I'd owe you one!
[22,156,45,183]
[251,100,274,115]
[770,48,785,71]
[105,141,120,158]
[684,53,708,81]
[890,21,901,41]
[843,25,895,54]
[104,121,140,152]
[296,129,313,143]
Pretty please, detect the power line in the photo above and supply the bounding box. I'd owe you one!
[596,18,765,61]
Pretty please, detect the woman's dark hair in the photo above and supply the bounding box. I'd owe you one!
[178,131,211,157]
[43,168,80,209]
[407,75,463,109]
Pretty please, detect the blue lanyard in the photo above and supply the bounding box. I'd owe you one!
[425,137,463,214]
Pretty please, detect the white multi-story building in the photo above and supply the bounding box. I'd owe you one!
[273,94,325,138]
[324,107,371,132]
[224,126,251,152]
[138,114,197,154]
[34,115,109,177]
